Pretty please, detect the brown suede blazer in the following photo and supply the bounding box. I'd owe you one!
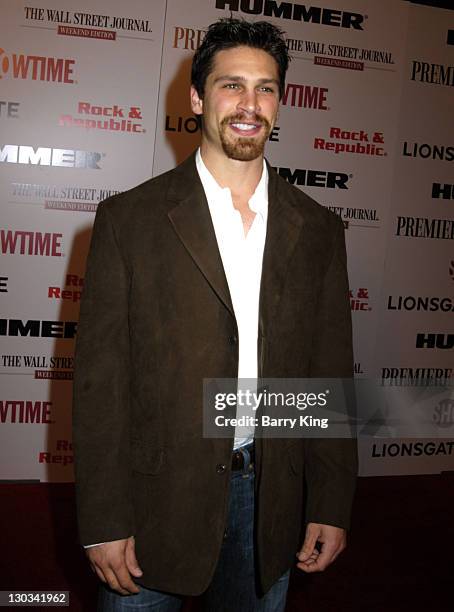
[73,152,357,597]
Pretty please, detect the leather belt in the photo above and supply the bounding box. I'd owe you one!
[231,444,255,471]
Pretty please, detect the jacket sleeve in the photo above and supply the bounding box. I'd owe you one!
[72,199,135,545]
[304,216,358,530]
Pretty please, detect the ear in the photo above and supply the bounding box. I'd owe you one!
[190,85,203,116]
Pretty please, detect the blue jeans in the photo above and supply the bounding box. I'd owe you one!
[98,444,290,611]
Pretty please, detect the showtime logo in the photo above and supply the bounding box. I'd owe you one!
[0,145,102,169]
[0,400,53,424]
[0,48,75,83]
[282,83,329,110]
[1,230,63,257]
[388,295,454,313]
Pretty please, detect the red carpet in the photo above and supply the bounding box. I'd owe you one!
[1,473,452,611]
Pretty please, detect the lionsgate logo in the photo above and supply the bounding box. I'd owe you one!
[215,1,366,30]
[402,141,454,162]
[0,145,102,169]
[388,295,454,313]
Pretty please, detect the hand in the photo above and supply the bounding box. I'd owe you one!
[86,536,143,594]
[296,523,346,573]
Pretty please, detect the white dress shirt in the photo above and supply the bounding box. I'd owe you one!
[196,149,268,449]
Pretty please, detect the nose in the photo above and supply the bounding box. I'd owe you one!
[237,88,260,115]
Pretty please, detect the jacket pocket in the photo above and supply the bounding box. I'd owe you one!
[130,439,164,475]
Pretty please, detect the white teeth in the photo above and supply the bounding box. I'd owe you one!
[231,123,257,130]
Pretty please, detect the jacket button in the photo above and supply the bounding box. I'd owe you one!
[216,463,227,474]
[229,335,238,345]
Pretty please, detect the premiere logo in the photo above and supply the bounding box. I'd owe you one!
[381,367,452,385]
[0,48,75,83]
[173,26,205,50]
[410,60,454,87]
[395,216,453,240]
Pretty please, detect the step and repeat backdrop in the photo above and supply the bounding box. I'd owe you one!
[0,0,453,481]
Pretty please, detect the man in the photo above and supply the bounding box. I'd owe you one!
[73,18,357,612]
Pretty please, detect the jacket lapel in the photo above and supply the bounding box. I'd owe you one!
[167,154,234,318]
[166,154,305,332]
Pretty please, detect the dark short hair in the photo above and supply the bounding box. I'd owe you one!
[191,18,290,100]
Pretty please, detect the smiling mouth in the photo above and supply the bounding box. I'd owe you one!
[229,122,262,135]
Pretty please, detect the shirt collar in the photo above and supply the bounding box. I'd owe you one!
[196,148,268,218]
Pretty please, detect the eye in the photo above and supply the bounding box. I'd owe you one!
[259,86,275,93]
[223,83,240,89]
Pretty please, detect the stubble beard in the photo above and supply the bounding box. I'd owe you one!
[218,113,272,161]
